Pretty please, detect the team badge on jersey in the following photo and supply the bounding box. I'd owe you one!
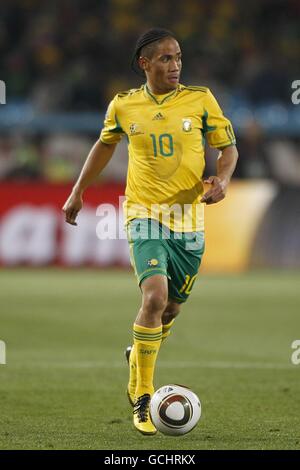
[182,118,192,132]
[129,123,144,136]
[148,258,159,267]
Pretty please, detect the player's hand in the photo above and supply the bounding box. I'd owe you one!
[201,176,228,205]
[62,191,83,226]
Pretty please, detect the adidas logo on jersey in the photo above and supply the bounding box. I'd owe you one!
[152,112,165,120]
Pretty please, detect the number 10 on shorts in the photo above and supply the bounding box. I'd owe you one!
[179,274,197,295]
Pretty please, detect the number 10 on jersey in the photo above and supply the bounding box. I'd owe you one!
[150,133,174,158]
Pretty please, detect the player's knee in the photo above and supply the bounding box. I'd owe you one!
[143,289,168,315]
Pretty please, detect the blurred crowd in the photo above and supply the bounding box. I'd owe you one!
[0,0,299,183]
[1,0,298,110]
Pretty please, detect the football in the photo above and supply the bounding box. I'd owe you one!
[150,384,201,436]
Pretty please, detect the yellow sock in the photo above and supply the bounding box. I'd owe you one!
[133,324,162,397]
[130,319,174,376]
[129,320,175,399]
[162,319,175,340]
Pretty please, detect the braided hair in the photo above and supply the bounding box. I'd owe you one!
[131,27,176,76]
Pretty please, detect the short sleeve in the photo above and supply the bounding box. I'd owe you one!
[100,98,125,144]
[202,89,236,149]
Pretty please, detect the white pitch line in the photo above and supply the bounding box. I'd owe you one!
[27,360,296,370]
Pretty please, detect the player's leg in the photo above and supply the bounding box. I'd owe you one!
[126,299,180,406]
[127,265,169,407]
[135,274,168,327]
[134,274,168,394]
[126,218,170,434]
[126,219,168,401]
[132,274,167,434]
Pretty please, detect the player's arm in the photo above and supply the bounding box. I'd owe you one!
[200,88,239,205]
[201,145,239,205]
[63,96,124,225]
[62,139,116,225]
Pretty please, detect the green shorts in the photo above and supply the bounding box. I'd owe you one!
[126,218,205,303]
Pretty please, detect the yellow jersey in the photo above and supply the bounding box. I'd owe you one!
[100,84,236,232]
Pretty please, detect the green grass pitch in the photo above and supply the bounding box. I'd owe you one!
[0,268,300,450]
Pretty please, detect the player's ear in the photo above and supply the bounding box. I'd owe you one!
[138,56,150,73]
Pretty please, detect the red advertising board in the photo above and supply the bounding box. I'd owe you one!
[0,182,129,266]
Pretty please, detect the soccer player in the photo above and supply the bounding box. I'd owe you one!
[62,28,238,435]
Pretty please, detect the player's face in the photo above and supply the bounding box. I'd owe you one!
[141,38,182,94]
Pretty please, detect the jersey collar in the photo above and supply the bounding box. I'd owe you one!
[144,84,182,105]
